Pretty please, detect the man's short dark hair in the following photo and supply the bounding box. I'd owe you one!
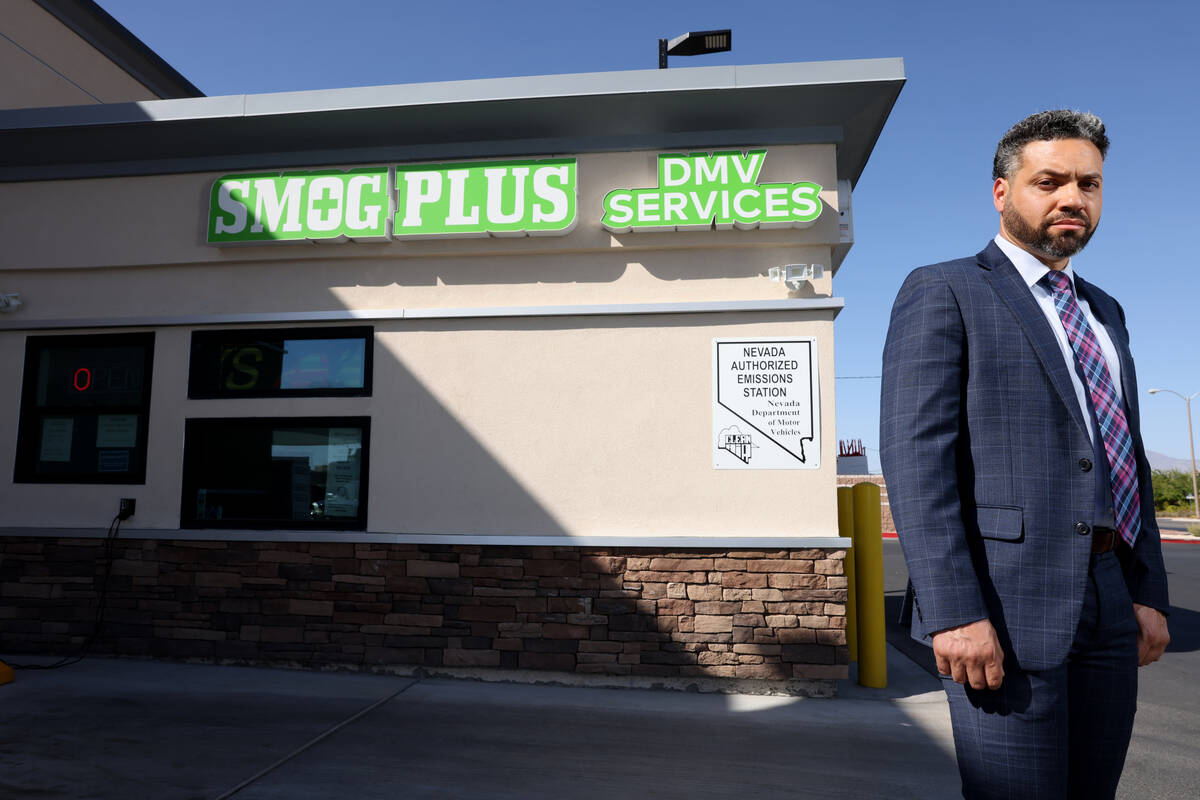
[993,110,1109,180]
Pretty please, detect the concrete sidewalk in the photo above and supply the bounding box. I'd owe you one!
[1,645,961,799]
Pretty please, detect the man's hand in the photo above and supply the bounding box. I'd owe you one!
[932,618,1005,690]
[1133,603,1169,666]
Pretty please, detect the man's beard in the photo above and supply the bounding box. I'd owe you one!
[1002,204,1097,259]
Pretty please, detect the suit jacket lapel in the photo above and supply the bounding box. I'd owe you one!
[1076,276,1139,417]
[977,241,1093,441]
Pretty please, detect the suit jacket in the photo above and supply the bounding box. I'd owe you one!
[879,240,1169,671]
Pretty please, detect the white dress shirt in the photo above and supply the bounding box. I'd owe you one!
[993,234,1124,447]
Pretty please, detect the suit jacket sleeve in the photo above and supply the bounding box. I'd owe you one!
[1131,506,1170,612]
[880,266,988,635]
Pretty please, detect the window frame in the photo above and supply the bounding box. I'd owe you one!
[14,331,155,485]
[187,325,374,400]
[179,415,371,531]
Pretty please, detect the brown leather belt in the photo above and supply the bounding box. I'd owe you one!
[1092,526,1118,554]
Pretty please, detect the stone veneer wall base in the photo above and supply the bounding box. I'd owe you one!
[0,539,848,695]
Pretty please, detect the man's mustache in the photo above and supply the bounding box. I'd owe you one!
[1047,212,1089,226]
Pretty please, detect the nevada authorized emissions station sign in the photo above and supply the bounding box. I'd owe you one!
[713,338,820,470]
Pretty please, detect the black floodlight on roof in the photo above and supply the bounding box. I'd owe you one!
[658,29,732,69]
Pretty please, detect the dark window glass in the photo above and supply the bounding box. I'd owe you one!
[15,333,154,484]
[188,326,372,399]
[181,417,369,530]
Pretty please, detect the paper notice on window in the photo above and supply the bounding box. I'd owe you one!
[40,418,74,462]
[324,458,360,517]
[96,414,138,448]
[97,449,130,472]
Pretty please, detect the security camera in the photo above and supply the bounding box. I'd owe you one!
[0,293,22,313]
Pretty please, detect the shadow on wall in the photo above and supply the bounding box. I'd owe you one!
[368,321,570,537]
[263,237,824,290]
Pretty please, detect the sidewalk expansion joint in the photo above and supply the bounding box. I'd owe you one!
[212,677,421,800]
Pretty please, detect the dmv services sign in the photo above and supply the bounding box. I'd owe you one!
[602,150,822,233]
[208,158,577,244]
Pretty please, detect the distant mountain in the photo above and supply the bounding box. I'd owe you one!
[1147,450,1195,472]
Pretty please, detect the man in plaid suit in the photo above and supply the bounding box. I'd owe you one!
[880,110,1170,799]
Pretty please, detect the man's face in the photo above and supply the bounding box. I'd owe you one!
[993,138,1104,268]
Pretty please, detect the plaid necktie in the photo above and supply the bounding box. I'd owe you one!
[1042,269,1140,547]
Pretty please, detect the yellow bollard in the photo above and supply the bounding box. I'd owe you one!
[0,659,13,686]
[852,482,887,688]
[836,486,858,662]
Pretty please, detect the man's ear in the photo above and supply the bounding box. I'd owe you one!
[992,177,1008,213]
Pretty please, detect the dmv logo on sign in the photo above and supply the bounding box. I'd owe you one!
[601,150,822,233]
[208,159,577,244]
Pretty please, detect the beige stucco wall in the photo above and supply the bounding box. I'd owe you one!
[0,144,844,539]
[0,0,160,108]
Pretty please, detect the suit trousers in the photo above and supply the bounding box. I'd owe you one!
[941,552,1139,799]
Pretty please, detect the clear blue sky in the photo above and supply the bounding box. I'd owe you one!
[100,0,1200,471]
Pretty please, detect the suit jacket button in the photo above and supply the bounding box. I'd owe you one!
[1079,458,1093,472]
[1075,522,1091,535]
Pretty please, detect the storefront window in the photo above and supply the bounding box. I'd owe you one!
[14,332,154,484]
[188,326,372,399]
[181,417,369,530]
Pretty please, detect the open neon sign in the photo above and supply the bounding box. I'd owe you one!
[65,364,140,396]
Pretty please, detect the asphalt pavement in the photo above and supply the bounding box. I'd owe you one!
[1156,516,1200,534]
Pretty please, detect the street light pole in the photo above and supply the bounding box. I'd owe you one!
[1149,387,1200,518]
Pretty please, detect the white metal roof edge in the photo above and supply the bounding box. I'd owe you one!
[0,58,906,130]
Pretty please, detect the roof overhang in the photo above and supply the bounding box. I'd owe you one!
[0,57,904,184]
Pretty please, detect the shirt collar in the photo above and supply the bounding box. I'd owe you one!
[993,233,1078,291]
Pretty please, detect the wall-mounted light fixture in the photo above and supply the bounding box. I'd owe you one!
[768,264,824,291]
[0,292,21,313]
[658,29,731,69]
